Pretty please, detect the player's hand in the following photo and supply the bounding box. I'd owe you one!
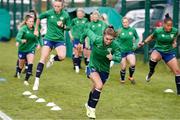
[138,42,145,48]
[22,39,27,43]
[106,52,113,60]
[36,45,41,50]
[15,42,19,47]
[57,21,64,28]
[172,42,177,48]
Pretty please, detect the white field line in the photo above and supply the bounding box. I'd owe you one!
[0,111,12,120]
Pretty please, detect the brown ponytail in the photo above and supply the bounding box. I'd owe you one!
[104,25,117,37]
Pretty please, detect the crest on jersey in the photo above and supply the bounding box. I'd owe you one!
[26,31,30,34]
[170,34,174,38]
[162,34,165,37]
[77,21,79,24]
[60,17,64,20]
[82,21,85,24]
[121,32,125,36]
[129,32,133,35]
[51,16,54,19]
[98,24,102,27]
[92,25,95,28]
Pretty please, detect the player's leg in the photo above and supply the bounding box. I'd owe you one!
[146,50,161,82]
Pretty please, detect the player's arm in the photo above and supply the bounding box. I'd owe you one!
[112,43,121,63]
[63,14,71,31]
[68,19,74,41]
[172,31,179,48]
[16,28,26,44]
[133,28,140,49]
[80,29,97,44]
[138,33,155,47]
[34,11,49,36]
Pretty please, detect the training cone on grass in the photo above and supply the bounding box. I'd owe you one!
[22,91,32,96]
[36,98,46,103]
[46,102,56,107]
[164,89,174,93]
[29,95,38,99]
[50,106,62,111]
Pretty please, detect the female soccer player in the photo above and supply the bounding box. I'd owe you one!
[139,14,180,95]
[117,17,139,84]
[83,11,108,71]
[16,14,40,85]
[32,0,70,91]
[14,9,39,77]
[78,26,121,119]
[87,10,108,37]
[69,8,88,73]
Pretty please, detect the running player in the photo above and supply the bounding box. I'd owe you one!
[16,14,40,85]
[32,0,70,91]
[117,17,139,84]
[139,14,180,95]
[78,26,121,118]
[69,8,88,73]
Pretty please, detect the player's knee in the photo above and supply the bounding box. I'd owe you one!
[40,57,46,64]
[95,83,103,90]
[174,69,180,75]
[121,65,126,70]
[58,55,65,60]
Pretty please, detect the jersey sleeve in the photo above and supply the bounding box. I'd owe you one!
[70,19,75,28]
[16,27,25,43]
[152,28,158,39]
[133,28,140,48]
[80,29,97,44]
[38,10,50,19]
[112,41,121,63]
[64,13,71,31]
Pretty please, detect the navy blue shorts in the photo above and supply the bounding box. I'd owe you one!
[154,49,176,63]
[121,51,135,58]
[43,39,65,49]
[18,51,35,59]
[86,67,109,84]
[72,39,80,48]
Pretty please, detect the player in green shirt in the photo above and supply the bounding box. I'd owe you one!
[69,8,88,73]
[16,14,40,85]
[14,9,41,77]
[33,0,70,91]
[139,14,180,95]
[79,26,121,119]
[83,11,108,72]
[117,17,139,84]
[88,10,108,36]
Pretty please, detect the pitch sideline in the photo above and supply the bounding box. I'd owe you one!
[0,111,12,120]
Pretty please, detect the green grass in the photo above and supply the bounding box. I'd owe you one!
[0,40,180,119]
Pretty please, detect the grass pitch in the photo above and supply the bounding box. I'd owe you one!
[0,40,180,119]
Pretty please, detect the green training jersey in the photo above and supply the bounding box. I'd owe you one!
[116,27,139,52]
[88,20,108,36]
[80,29,121,73]
[38,9,71,41]
[70,17,88,39]
[153,27,178,52]
[16,25,39,52]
